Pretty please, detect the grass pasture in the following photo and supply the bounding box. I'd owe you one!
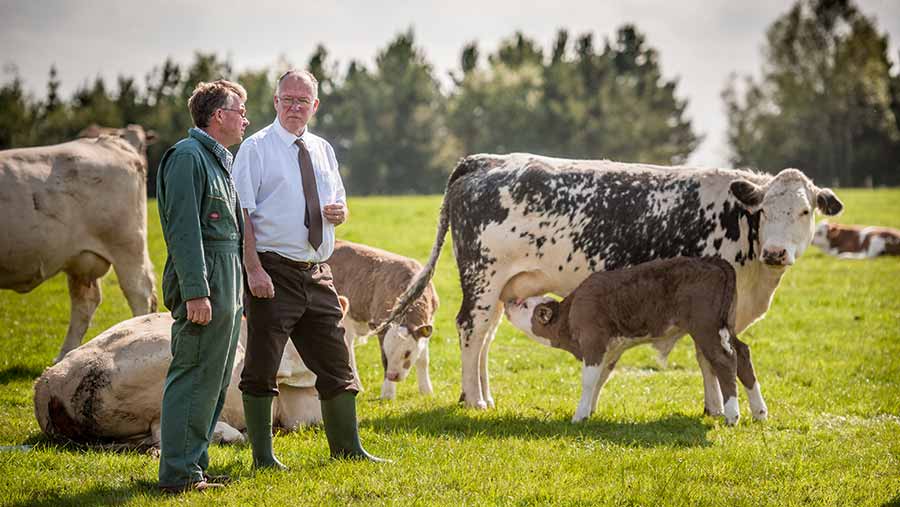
[1,189,899,506]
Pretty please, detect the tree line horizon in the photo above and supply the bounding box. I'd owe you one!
[1,0,898,194]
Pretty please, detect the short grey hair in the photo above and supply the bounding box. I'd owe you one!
[276,69,319,98]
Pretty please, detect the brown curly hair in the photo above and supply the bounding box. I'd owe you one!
[188,80,248,128]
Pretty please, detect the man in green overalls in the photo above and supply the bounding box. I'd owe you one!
[156,80,249,493]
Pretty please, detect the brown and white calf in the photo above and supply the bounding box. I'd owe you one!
[504,257,767,425]
[330,240,439,399]
[812,221,900,259]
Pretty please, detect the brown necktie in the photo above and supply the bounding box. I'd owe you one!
[295,139,323,250]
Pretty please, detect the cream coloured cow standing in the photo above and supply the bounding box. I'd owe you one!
[1,134,158,362]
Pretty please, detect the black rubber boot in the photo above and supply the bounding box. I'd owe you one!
[242,393,288,470]
[321,392,390,462]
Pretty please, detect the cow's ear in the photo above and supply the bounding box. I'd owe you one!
[815,188,843,216]
[535,304,555,325]
[337,295,350,316]
[730,179,765,208]
[414,324,433,339]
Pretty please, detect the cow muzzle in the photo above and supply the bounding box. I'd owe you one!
[761,247,793,266]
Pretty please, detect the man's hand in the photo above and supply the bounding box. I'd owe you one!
[248,265,275,298]
[186,297,212,325]
[323,203,348,225]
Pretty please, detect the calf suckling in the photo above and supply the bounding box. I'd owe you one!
[504,257,767,425]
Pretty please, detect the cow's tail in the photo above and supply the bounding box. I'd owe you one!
[375,158,478,335]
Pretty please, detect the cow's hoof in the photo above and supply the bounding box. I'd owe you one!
[723,397,740,426]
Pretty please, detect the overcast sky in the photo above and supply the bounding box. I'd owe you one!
[2,0,898,167]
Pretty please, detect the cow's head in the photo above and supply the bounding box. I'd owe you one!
[380,322,432,382]
[505,296,558,343]
[811,220,833,250]
[730,168,843,267]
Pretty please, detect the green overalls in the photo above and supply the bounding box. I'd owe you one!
[156,129,244,488]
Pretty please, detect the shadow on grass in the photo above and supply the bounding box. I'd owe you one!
[883,493,900,507]
[4,454,246,507]
[366,405,713,448]
[0,364,44,384]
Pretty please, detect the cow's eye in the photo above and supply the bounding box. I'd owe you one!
[800,209,810,216]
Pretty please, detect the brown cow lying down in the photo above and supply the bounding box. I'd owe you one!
[504,257,767,425]
[812,221,900,259]
[33,296,349,448]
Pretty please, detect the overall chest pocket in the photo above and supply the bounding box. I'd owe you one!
[202,185,237,239]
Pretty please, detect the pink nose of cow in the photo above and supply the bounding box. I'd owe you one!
[762,248,789,266]
[387,372,400,381]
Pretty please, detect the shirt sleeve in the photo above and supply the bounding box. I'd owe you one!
[326,142,346,204]
[233,138,261,212]
[159,152,210,301]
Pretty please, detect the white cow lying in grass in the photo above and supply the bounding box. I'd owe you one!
[33,297,348,448]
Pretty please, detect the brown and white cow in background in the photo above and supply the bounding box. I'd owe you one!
[812,221,900,259]
[33,297,350,448]
[506,257,766,425]
[1,134,158,363]
[280,240,439,400]
[382,153,843,416]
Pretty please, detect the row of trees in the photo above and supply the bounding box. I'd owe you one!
[1,0,898,192]
[0,24,698,196]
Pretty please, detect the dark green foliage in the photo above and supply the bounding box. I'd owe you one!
[723,0,900,186]
[2,24,699,195]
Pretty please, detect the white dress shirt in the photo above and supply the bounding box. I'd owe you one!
[233,120,346,262]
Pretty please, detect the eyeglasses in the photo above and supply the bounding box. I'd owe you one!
[278,96,314,107]
[220,107,247,118]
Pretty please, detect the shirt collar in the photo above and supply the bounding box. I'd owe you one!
[188,127,233,172]
[273,119,311,147]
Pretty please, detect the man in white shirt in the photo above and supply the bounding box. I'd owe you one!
[233,70,386,467]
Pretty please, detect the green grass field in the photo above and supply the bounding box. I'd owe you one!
[1,189,899,506]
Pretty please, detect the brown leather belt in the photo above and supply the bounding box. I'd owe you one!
[259,251,318,271]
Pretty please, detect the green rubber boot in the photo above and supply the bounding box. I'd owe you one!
[242,394,288,470]
[321,392,390,462]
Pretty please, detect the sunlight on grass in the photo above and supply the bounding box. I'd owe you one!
[0,189,898,506]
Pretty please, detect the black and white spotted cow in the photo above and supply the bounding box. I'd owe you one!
[383,153,843,413]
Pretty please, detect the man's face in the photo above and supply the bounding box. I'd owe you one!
[275,76,319,135]
[217,93,249,147]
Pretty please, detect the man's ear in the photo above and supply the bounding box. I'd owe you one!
[730,179,765,208]
[816,188,843,216]
[414,324,433,339]
[535,304,555,325]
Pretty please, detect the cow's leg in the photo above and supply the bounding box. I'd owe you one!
[573,345,620,423]
[693,341,724,417]
[477,304,505,408]
[733,337,768,421]
[416,341,433,395]
[696,329,740,425]
[112,248,158,316]
[344,328,363,392]
[457,290,503,409]
[57,253,110,362]
[212,421,245,444]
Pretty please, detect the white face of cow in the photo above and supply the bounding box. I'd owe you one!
[382,323,431,382]
[730,169,843,267]
[811,221,831,250]
[504,296,555,345]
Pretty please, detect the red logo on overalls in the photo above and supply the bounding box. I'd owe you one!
[209,212,220,220]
